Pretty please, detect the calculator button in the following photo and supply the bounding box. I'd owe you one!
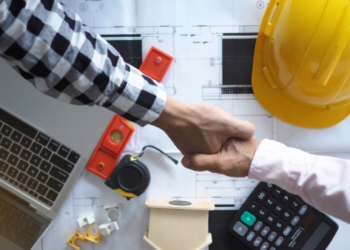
[281,210,293,221]
[261,226,270,236]
[281,194,291,204]
[274,220,285,231]
[275,236,284,247]
[260,242,269,250]
[233,222,248,236]
[291,216,300,226]
[268,232,277,242]
[241,211,256,226]
[299,205,308,216]
[253,237,263,247]
[273,204,284,215]
[257,207,268,219]
[265,214,277,225]
[263,183,274,192]
[272,188,283,198]
[246,231,255,242]
[248,201,259,213]
[264,197,276,208]
[289,200,300,210]
[256,191,267,202]
[254,221,263,231]
[283,226,292,236]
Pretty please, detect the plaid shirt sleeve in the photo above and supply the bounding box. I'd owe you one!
[0,0,167,126]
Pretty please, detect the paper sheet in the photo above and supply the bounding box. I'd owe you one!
[34,1,350,249]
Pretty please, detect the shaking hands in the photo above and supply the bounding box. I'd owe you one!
[152,96,258,177]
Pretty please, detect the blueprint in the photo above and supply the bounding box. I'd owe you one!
[34,0,350,249]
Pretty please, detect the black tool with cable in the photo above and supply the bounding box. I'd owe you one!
[105,145,178,199]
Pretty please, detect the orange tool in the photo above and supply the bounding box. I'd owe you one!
[86,115,134,179]
[139,46,174,82]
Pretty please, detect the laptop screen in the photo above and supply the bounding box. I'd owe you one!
[0,186,51,250]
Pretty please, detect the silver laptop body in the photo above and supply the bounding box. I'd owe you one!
[0,58,113,249]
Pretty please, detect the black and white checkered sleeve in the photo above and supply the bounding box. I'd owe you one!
[0,0,167,126]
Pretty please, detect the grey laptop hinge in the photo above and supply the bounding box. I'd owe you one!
[29,204,52,221]
[29,203,38,211]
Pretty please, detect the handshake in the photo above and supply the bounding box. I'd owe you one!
[152,97,260,177]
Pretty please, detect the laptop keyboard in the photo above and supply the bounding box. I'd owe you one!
[0,108,80,207]
[0,198,42,250]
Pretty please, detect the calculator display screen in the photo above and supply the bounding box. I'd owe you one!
[300,211,316,230]
[301,221,331,250]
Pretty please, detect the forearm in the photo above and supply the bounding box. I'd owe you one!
[0,0,166,126]
[249,139,350,224]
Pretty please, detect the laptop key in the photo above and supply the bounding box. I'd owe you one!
[9,143,22,155]
[0,125,12,137]
[48,140,60,152]
[40,148,52,160]
[17,173,29,184]
[7,167,19,178]
[39,161,52,172]
[35,133,50,146]
[7,154,19,166]
[30,142,42,155]
[28,190,38,198]
[36,184,48,196]
[20,149,32,161]
[50,154,74,173]
[50,167,68,183]
[20,136,32,148]
[0,148,9,160]
[9,178,18,186]
[37,171,49,183]
[46,189,58,202]
[29,154,41,167]
[58,145,70,158]
[19,184,29,192]
[47,177,63,192]
[68,151,80,164]
[0,173,9,180]
[10,130,22,142]
[0,160,9,172]
[39,196,53,206]
[0,137,12,149]
[26,178,39,190]
[17,160,29,172]
[27,166,39,178]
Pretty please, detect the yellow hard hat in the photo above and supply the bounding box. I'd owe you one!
[252,0,350,128]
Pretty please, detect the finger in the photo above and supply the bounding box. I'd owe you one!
[182,154,220,173]
[228,118,255,139]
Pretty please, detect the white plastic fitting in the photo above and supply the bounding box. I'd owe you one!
[99,221,119,236]
[77,212,96,228]
[103,203,121,222]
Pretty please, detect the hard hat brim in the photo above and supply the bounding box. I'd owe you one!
[252,50,350,129]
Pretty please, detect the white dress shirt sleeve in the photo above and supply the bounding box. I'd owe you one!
[248,139,350,224]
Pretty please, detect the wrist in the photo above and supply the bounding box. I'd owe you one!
[151,96,189,131]
[245,138,260,176]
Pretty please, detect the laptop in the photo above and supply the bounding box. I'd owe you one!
[0,58,114,249]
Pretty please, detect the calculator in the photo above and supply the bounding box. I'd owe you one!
[228,182,338,250]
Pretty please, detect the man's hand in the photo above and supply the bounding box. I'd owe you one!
[151,96,255,155]
[181,138,260,177]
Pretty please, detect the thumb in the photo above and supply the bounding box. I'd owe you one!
[228,118,255,140]
[182,154,220,173]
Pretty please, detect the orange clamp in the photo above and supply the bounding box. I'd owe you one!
[86,115,134,179]
[139,46,174,82]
